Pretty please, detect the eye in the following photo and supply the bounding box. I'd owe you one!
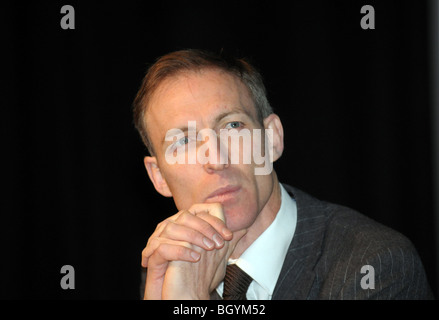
[225,121,243,129]
[174,136,189,148]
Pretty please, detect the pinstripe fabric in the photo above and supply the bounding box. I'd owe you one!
[272,185,434,300]
[140,185,434,300]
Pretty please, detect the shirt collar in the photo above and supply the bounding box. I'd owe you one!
[227,183,297,297]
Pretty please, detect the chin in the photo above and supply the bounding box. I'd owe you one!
[223,205,258,232]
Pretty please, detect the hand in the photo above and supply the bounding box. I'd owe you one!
[142,203,234,300]
[141,203,233,268]
[162,229,247,300]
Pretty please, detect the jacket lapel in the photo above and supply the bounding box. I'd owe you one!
[272,185,327,299]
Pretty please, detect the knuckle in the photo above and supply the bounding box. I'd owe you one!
[161,220,176,234]
[147,237,161,250]
[199,222,216,236]
[155,241,171,255]
[155,246,167,259]
[156,220,166,230]
[175,210,192,223]
[175,246,188,257]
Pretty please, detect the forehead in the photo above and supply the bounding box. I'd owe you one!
[150,69,255,116]
[145,69,258,144]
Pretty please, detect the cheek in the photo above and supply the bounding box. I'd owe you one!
[161,165,201,210]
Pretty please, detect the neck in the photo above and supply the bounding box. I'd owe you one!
[230,172,282,259]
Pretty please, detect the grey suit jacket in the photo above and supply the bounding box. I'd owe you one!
[141,185,434,300]
[272,184,434,299]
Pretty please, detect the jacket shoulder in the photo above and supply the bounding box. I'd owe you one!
[314,203,433,299]
[282,184,434,299]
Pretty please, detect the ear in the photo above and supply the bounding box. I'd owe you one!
[143,156,173,197]
[263,113,284,162]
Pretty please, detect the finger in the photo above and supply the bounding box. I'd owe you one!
[175,211,227,249]
[189,203,225,221]
[149,211,184,240]
[142,229,168,268]
[142,241,158,268]
[146,206,220,248]
[144,240,201,299]
[161,220,216,251]
[194,211,233,241]
[142,211,188,267]
[145,238,201,268]
[142,213,223,267]
[142,237,201,267]
[208,229,248,291]
[189,203,233,240]
[142,204,231,267]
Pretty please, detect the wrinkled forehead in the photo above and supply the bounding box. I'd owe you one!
[147,69,257,120]
[144,69,259,144]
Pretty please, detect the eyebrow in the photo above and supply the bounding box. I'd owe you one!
[213,109,248,125]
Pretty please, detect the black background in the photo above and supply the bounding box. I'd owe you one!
[1,0,437,299]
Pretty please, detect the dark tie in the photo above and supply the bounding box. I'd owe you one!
[223,264,253,300]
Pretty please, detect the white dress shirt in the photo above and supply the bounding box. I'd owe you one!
[215,183,297,300]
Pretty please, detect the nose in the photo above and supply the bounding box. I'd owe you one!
[202,134,230,173]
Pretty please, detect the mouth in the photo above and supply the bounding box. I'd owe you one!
[205,185,241,204]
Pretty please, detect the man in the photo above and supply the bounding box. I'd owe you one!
[133,49,434,300]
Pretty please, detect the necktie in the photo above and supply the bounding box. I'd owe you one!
[222,264,253,300]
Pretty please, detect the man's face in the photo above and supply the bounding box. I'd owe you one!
[144,69,276,232]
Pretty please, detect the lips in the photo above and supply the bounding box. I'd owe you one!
[205,185,241,204]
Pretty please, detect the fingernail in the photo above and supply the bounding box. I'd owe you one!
[213,233,224,247]
[191,251,200,261]
[222,228,232,238]
[203,237,214,249]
